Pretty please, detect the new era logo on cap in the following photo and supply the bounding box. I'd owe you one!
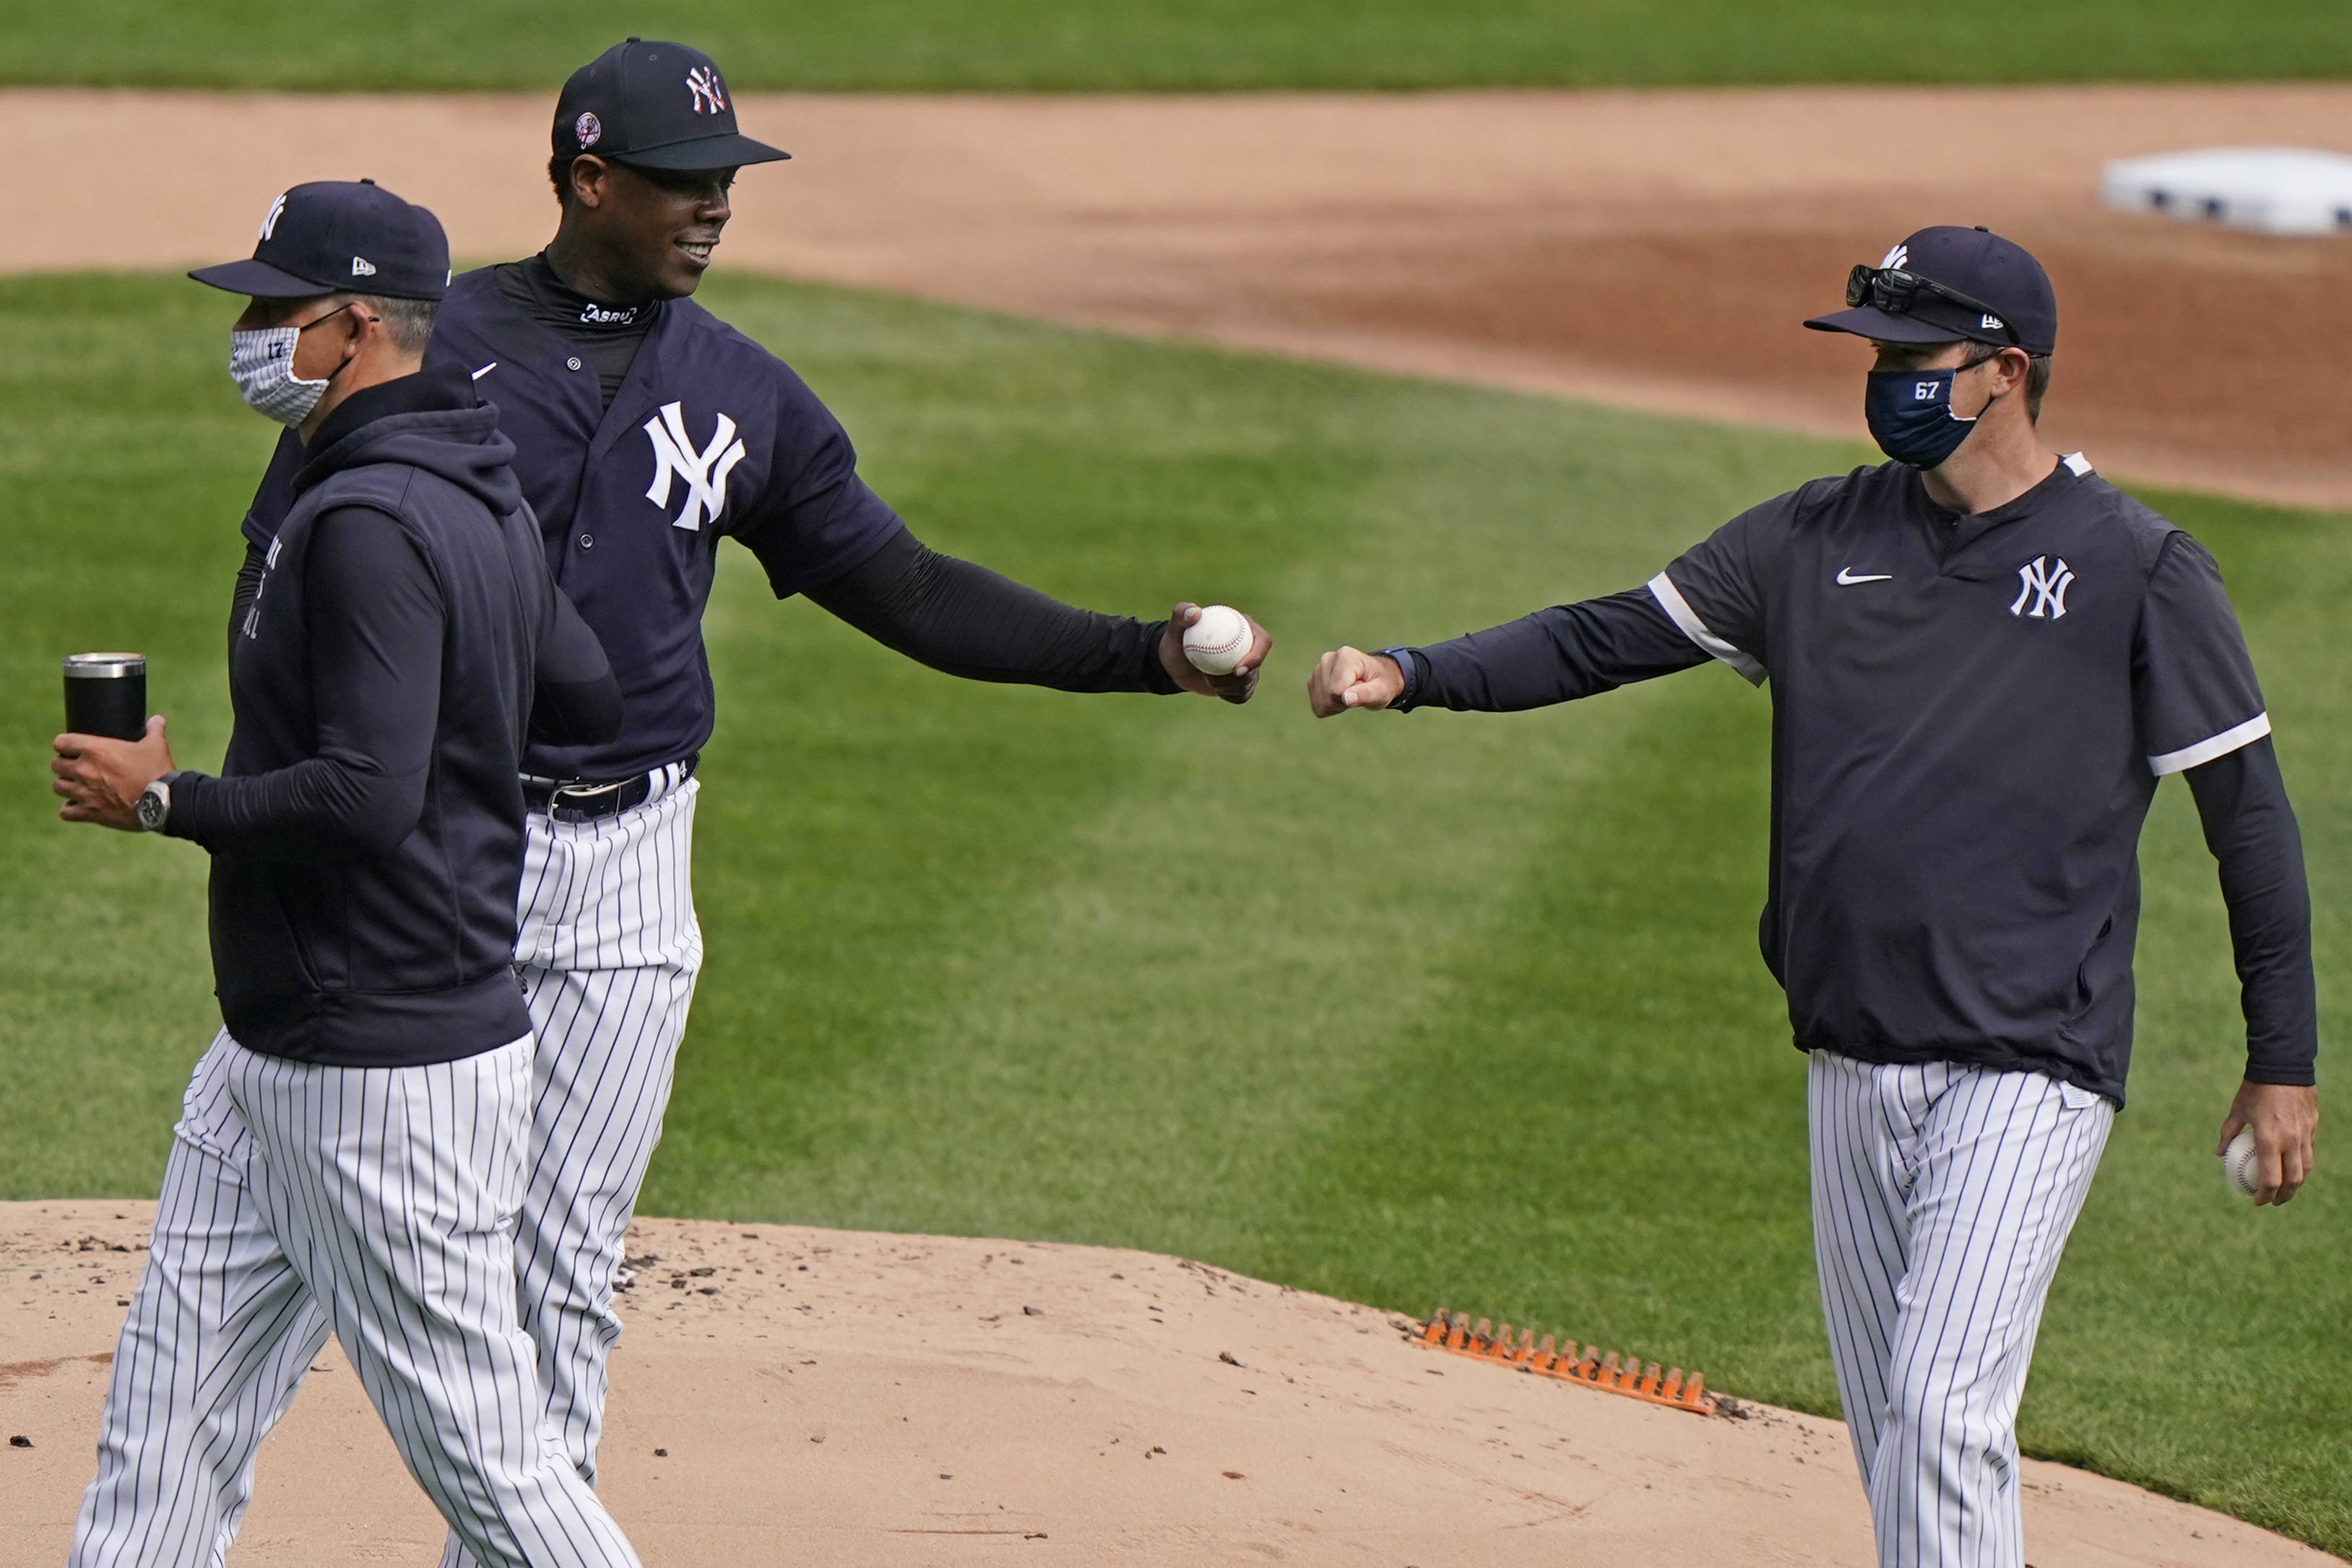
[352,256,377,277]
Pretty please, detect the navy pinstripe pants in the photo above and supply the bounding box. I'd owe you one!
[441,771,702,1568]
[68,1034,642,1568]
[1809,1049,2113,1568]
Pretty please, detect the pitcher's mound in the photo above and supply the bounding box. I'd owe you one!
[1,1201,2326,1565]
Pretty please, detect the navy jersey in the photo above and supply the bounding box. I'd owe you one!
[1398,454,2296,1102]
[245,267,903,780]
[1646,456,2267,1099]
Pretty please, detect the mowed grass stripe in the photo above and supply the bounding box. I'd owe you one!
[0,271,2342,1553]
[9,0,2352,90]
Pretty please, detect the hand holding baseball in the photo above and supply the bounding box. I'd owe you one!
[2215,1079,2318,1205]
[53,715,175,831]
[1308,646,1405,718]
[1158,602,1271,704]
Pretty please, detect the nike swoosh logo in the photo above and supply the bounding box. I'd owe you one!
[1836,568,1893,585]
[470,361,498,381]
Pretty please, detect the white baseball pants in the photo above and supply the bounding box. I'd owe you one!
[442,771,703,1568]
[1809,1049,2113,1568]
[69,1033,641,1568]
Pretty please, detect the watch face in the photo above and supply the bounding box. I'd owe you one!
[137,788,166,831]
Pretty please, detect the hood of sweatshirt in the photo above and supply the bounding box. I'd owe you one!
[293,360,522,520]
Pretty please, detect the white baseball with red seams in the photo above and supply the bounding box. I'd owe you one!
[1182,605,1253,675]
[2223,1125,2262,1195]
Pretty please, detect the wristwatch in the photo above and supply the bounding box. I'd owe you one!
[134,777,172,833]
[1375,646,1420,709]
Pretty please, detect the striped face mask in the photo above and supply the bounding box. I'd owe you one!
[228,302,354,427]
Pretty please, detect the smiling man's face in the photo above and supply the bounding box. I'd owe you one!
[568,159,738,300]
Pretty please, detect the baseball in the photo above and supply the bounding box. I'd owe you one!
[1183,605,1255,676]
[2222,1126,2262,1197]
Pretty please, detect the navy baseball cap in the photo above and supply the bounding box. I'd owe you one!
[553,38,788,170]
[1806,225,2057,356]
[189,180,449,301]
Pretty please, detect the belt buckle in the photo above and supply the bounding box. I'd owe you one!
[548,777,626,823]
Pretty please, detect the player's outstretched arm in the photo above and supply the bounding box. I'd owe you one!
[1310,590,1717,720]
[804,526,1271,704]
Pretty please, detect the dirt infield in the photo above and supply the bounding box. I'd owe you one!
[11,83,2352,507]
[4,1201,2333,1566]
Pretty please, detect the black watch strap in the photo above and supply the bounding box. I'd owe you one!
[1376,646,1420,710]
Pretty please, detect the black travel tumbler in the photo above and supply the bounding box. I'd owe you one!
[62,654,147,742]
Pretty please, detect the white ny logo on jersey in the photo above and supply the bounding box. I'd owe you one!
[2009,555,2074,620]
[643,402,747,531]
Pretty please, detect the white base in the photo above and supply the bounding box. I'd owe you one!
[2101,146,2352,237]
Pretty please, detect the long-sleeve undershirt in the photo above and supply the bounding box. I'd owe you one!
[2186,737,2318,1085]
[1391,589,2318,1086]
[1393,589,1708,711]
[805,524,1179,694]
[173,519,619,860]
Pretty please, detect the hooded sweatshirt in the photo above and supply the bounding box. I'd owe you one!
[165,363,619,1067]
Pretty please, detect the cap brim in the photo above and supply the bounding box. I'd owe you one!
[188,258,343,298]
[615,132,790,170]
[1802,306,1977,345]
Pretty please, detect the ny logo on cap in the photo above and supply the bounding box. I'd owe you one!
[259,193,288,241]
[686,64,727,115]
[1879,243,1908,269]
[644,402,746,531]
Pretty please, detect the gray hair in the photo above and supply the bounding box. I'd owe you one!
[351,293,441,356]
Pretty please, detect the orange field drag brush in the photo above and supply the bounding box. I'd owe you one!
[1410,1309,1718,1416]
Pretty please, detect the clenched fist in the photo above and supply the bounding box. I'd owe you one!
[1307,647,1406,718]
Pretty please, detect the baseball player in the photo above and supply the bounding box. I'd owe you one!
[1308,225,2318,1567]
[51,183,639,1565]
[236,40,1271,1556]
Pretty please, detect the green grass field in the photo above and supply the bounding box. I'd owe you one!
[5,0,2351,91]
[1,271,2343,1554]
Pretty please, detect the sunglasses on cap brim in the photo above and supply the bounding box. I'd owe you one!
[1846,265,2020,347]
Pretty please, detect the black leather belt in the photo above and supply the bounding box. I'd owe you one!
[522,754,697,823]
